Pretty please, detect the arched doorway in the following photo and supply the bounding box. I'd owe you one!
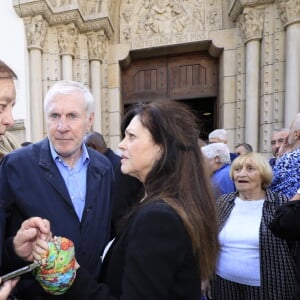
[121,50,219,141]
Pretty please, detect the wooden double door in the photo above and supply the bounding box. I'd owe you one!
[121,51,218,140]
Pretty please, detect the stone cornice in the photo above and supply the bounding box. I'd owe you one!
[229,0,274,21]
[13,0,114,39]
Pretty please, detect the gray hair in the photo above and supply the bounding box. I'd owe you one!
[272,128,290,135]
[208,129,227,141]
[234,143,253,153]
[44,80,94,115]
[293,113,300,130]
[201,142,231,164]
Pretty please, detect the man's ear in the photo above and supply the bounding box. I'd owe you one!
[295,129,300,140]
[88,112,94,128]
[214,156,220,164]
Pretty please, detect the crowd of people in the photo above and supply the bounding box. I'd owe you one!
[1,59,300,300]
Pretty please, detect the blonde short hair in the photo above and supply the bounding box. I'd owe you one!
[230,152,273,188]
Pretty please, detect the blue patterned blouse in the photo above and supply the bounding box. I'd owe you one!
[270,147,300,198]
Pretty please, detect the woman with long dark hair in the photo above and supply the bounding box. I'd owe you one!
[33,101,219,299]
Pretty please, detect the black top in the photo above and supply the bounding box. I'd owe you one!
[270,200,300,300]
[65,201,201,300]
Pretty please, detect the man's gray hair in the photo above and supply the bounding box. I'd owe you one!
[44,80,94,115]
[208,129,227,141]
[201,142,231,164]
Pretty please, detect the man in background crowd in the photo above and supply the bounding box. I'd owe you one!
[234,143,253,155]
[201,142,235,197]
[208,128,238,161]
[270,114,300,198]
[84,131,121,169]
[269,128,289,168]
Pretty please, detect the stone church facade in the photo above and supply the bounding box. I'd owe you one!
[11,0,300,156]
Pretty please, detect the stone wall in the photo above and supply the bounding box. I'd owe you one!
[11,0,300,156]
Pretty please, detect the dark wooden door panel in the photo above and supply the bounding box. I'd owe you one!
[169,54,218,99]
[121,52,218,103]
[122,59,168,103]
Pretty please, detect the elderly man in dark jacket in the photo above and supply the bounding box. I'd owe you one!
[0,80,114,299]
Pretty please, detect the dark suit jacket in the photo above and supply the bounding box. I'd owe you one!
[270,199,300,299]
[104,148,121,169]
[0,201,4,272]
[0,138,114,299]
[111,163,144,237]
[64,201,201,300]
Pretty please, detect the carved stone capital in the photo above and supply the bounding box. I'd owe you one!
[87,30,107,61]
[24,15,48,50]
[238,7,264,43]
[276,0,300,27]
[57,23,78,56]
[13,0,114,40]
[229,0,274,22]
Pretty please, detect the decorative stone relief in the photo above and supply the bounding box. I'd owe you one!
[276,0,300,27]
[102,62,109,137]
[80,0,102,15]
[13,1,114,40]
[57,23,78,55]
[44,56,61,81]
[238,7,264,43]
[229,0,275,22]
[24,15,48,50]
[120,0,223,48]
[42,27,61,81]
[206,0,221,28]
[48,0,75,8]
[236,46,244,131]
[273,33,284,124]
[73,58,89,84]
[260,8,274,128]
[87,30,107,61]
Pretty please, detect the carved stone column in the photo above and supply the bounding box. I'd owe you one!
[87,30,107,133]
[277,0,300,126]
[238,7,263,151]
[57,23,78,80]
[24,15,48,142]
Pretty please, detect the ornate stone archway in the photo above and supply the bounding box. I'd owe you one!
[12,0,300,156]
